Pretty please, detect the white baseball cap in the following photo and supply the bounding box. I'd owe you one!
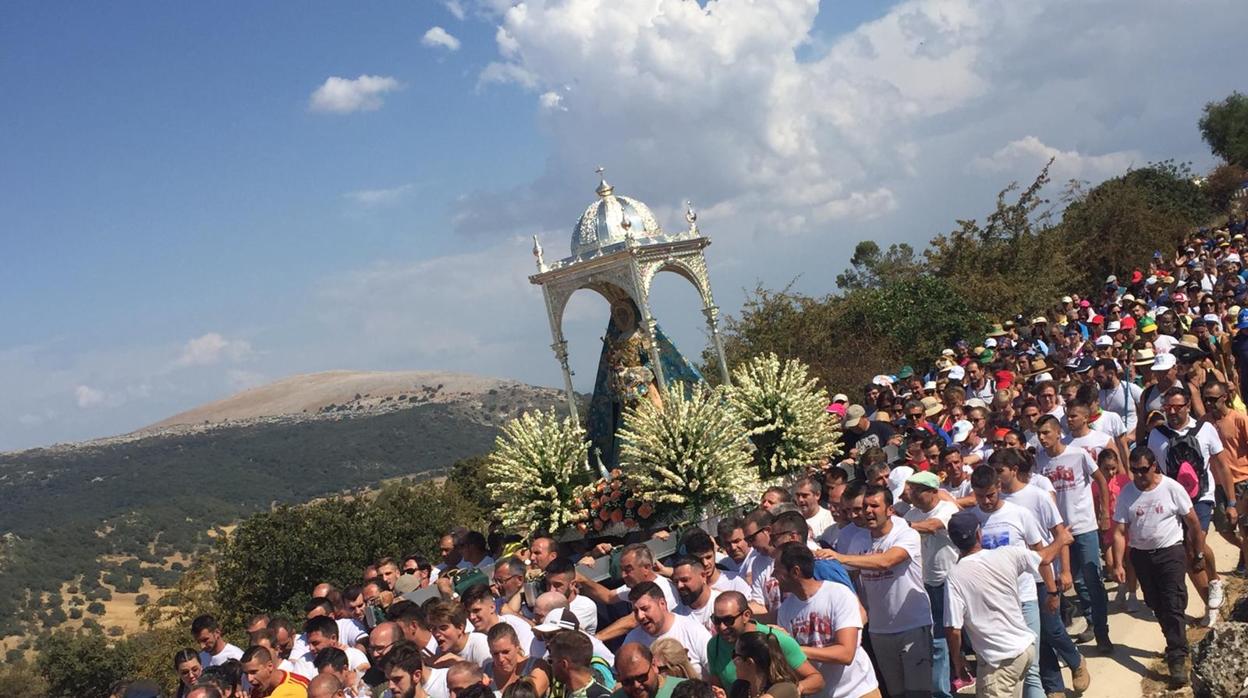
[950,420,973,444]
[1105,320,1121,332]
[984,338,998,348]
[1095,335,1114,347]
[947,365,966,381]
[832,393,849,404]
[1152,353,1177,371]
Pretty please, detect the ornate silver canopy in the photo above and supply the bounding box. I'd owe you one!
[530,169,731,421]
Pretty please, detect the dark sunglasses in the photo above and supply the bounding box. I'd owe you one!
[620,666,652,686]
[1129,466,1152,475]
[744,527,769,543]
[402,568,419,575]
[712,610,745,626]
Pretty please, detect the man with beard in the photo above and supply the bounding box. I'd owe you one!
[384,642,433,698]
[669,557,720,632]
[578,544,680,641]
[621,582,711,678]
[544,558,601,634]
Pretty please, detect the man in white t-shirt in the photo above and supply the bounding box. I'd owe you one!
[944,510,1055,698]
[192,614,244,669]
[969,464,1053,698]
[680,529,752,598]
[670,556,721,632]
[993,449,1088,696]
[461,583,538,657]
[621,581,712,678]
[542,558,600,634]
[903,472,960,698]
[303,616,371,676]
[1095,359,1142,438]
[576,543,679,641]
[794,476,838,543]
[1065,401,1118,466]
[827,485,931,698]
[1034,414,1112,653]
[1112,447,1206,688]
[1146,385,1237,626]
[427,600,492,668]
[774,543,880,698]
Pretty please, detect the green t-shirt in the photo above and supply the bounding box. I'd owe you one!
[610,676,685,698]
[707,623,807,687]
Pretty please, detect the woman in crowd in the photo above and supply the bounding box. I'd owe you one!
[729,632,801,698]
[651,638,699,680]
[173,648,203,698]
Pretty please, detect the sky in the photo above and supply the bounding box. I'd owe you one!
[2,0,1245,451]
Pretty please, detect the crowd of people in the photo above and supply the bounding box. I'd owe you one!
[128,224,1248,698]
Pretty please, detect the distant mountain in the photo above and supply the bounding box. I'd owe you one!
[0,370,569,639]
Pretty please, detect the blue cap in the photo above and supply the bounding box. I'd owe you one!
[1238,308,1248,330]
[947,510,981,549]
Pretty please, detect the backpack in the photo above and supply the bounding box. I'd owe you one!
[1157,421,1208,500]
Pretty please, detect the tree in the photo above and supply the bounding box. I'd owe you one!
[1203,162,1248,212]
[214,479,481,629]
[1058,161,1211,289]
[834,241,923,291]
[0,659,48,698]
[1200,92,1248,167]
[37,629,133,698]
[925,161,1075,319]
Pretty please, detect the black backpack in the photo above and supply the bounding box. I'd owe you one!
[1156,420,1209,501]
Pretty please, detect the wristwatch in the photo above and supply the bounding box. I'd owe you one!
[1196,552,1206,561]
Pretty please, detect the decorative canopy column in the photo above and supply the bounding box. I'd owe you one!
[529,170,732,420]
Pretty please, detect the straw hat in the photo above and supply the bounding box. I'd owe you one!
[1132,347,1156,366]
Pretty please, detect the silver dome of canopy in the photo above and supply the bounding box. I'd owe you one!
[570,170,663,257]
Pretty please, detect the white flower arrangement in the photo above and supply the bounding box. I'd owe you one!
[728,352,842,477]
[486,409,590,536]
[617,384,760,516]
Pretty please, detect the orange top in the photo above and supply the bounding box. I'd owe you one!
[251,671,310,698]
[1212,409,1248,484]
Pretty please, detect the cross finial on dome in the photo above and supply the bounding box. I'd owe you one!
[595,166,614,197]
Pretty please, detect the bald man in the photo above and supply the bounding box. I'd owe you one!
[313,583,336,599]
[308,673,345,698]
[615,643,683,698]
[530,537,560,571]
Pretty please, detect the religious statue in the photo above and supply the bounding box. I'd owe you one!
[604,300,663,411]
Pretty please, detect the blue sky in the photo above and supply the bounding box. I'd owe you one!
[2,0,1245,450]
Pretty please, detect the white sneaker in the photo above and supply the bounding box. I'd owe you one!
[1202,608,1219,628]
[1209,579,1225,610]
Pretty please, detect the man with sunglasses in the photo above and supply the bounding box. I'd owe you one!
[1146,385,1236,626]
[704,591,825,696]
[1111,448,1206,687]
[611,643,684,698]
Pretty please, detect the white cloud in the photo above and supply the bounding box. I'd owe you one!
[460,0,1246,253]
[175,333,253,368]
[75,385,105,409]
[308,75,401,113]
[444,0,466,20]
[971,136,1141,182]
[422,26,462,52]
[538,91,565,111]
[344,183,418,207]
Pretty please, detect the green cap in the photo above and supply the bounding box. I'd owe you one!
[897,365,915,379]
[906,471,942,490]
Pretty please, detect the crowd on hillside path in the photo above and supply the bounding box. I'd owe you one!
[124,219,1248,698]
